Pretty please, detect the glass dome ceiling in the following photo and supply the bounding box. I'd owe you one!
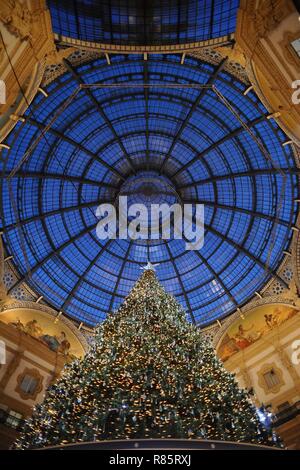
[47,0,239,45]
[0,54,298,327]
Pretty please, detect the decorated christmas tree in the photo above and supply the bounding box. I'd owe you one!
[14,266,278,449]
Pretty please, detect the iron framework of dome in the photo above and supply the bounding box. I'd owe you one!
[47,0,239,46]
[0,54,299,327]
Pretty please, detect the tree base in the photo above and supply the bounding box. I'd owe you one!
[41,438,278,450]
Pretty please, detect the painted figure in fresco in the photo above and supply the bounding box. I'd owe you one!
[40,331,71,355]
[218,306,299,362]
[25,319,43,338]
[264,314,273,329]
[287,307,298,320]
[219,339,239,361]
[57,331,71,355]
[40,334,60,352]
[233,324,254,349]
[10,318,25,331]
[5,315,73,357]
[264,310,281,329]
[264,307,298,331]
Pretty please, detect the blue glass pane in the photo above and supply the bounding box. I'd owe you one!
[47,0,239,45]
[0,54,297,327]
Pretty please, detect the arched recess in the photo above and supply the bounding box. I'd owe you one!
[213,300,299,352]
[0,301,89,358]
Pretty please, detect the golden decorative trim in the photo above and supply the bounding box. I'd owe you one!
[216,43,246,67]
[276,345,300,394]
[240,367,253,390]
[15,367,43,401]
[280,31,300,67]
[0,0,69,143]
[54,33,235,54]
[236,0,300,144]
[0,0,33,40]
[257,363,285,395]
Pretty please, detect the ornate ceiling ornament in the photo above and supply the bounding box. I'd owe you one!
[0,0,33,40]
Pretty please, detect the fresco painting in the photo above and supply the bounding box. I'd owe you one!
[0,309,84,359]
[218,305,299,362]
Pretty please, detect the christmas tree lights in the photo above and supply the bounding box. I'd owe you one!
[14,268,278,449]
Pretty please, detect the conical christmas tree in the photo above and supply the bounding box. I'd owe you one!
[14,268,278,449]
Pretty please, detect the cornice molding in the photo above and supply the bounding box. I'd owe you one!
[54,33,235,55]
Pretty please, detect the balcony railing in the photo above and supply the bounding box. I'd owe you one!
[273,401,300,427]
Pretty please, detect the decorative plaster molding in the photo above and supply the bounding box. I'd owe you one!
[0,350,23,392]
[251,0,293,38]
[236,0,300,145]
[0,0,76,143]
[42,49,101,86]
[257,362,285,395]
[15,367,43,401]
[275,345,300,393]
[216,43,246,68]
[0,1,33,41]
[54,32,235,55]
[279,31,300,67]
[240,367,253,390]
[41,46,250,89]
